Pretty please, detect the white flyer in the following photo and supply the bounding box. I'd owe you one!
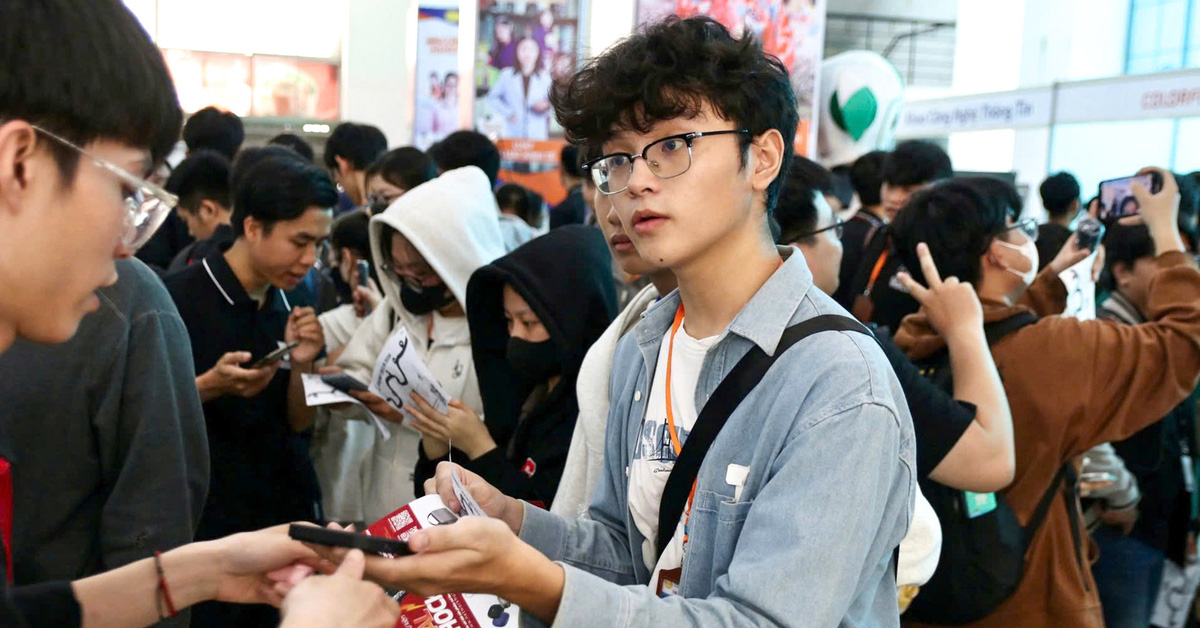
[369,325,451,419]
[300,373,390,439]
[1059,250,1099,321]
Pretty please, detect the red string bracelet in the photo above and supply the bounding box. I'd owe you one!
[154,551,179,618]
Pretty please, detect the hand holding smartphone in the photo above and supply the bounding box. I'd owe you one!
[288,524,413,557]
[247,341,300,369]
[1098,172,1163,221]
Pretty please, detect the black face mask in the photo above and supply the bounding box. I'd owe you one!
[400,283,454,315]
[506,337,561,388]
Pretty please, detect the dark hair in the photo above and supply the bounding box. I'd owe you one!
[324,122,388,171]
[849,150,888,207]
[561,144,584,179]
[428,130,501,185]
[828,165,855,209]
[164,150,232,214]
[882,141,953,187]
[230,145,307,196]
[1038,172,1081,217]
[774,155,824,244]
[330,210,372,261]
[496,183,534,223]
[182,107,244,160]
[551,16,799,214]
[892,177,1022,287]
[366,147,437,193]
[1100,223,1154,292]
[231,155,338,237]
[0,0,182,181]
[268,133,316,162]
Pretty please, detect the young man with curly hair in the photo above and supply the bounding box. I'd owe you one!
[315,17,916,626]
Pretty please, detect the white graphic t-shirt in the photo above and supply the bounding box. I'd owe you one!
[627,320,719,594]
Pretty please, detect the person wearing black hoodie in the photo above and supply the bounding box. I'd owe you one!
[407,225,617,508]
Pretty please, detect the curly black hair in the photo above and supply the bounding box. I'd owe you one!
[550,16,798,213]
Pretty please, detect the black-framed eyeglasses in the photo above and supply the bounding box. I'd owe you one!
[792,217,845,242]
[1001,218,1039,243]
[583,129,751,195]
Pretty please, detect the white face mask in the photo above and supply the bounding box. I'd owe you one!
[994,237,1038,284]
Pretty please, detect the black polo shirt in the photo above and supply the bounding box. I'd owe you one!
[164,249,320,540]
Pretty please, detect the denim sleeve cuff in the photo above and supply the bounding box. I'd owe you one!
[519,500,569,561]
[518,564,634,628]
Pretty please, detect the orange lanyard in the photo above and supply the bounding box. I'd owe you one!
[662,258,782,553]
[664,304,698,549]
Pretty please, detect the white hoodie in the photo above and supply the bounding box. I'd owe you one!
[323,166,507,523]
[552,284,659,519]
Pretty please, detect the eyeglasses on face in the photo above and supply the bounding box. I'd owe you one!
[32,125,177,251]
[583,129,751,195]
[1002,218,1040,243]
[792,217,845,242]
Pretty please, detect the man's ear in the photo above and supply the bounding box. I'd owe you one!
[0,121,44,216]
[749,129,785,198]
[334,155,352,176]
[198,199,226,222]
[983,240,1006,272]
[242,214,262,243]
[1111,260,1133,285]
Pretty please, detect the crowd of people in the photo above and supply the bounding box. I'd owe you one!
[4,1,1200,627]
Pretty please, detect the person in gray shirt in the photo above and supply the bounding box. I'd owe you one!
[0,257,208,625]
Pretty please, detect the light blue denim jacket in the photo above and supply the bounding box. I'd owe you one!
[519,249,916,627]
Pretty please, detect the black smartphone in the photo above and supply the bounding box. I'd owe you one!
[288,524,413,557]
[1098,172,1163,221]
[356,259,370,288]
[320,373,371,393]
[1075,217,1106,252]
[247,341,299,369]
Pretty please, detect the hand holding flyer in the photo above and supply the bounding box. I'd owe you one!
[370,325,452,422]
[364,495,518,628]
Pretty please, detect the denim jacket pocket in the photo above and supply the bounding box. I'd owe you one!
[680,490,754,596]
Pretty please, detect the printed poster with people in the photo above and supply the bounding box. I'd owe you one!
[474,0,587,205]
[414,7,463,150]
[636,0,827,155]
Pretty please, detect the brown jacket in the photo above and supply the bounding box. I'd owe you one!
[896,251,1200,627]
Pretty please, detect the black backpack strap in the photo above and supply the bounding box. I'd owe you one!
[655,315,875,559]
[982,312,1039,346]
[1022,462,1072,546]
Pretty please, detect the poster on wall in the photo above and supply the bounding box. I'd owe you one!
[636,0,826,156]
[162,49,340,120]
[414,8,462,150]
[475,0,587,204]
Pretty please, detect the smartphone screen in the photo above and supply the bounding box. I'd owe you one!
[356,260,370,288]
[248,341,299,369]
[1098,174,1153,221]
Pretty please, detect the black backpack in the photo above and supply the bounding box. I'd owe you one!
[903,313,1086,625]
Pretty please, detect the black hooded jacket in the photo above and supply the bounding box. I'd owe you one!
[414,225,618,507]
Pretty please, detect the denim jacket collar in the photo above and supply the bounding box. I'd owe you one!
[635,245,812,357]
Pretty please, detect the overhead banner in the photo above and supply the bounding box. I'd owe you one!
[636,0,827,156]
[898,68,1200,138]
[413,8,462,150]
[897,88,1054,138]
[475,0,587,204]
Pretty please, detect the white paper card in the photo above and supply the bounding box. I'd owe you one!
[451,469,488,518]
[1151,557,1200,627]
[300,373,391,440]
[369,325,451,417]
[1059,250,1099,321]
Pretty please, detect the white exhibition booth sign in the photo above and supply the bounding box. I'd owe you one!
[897,68,1200,138]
